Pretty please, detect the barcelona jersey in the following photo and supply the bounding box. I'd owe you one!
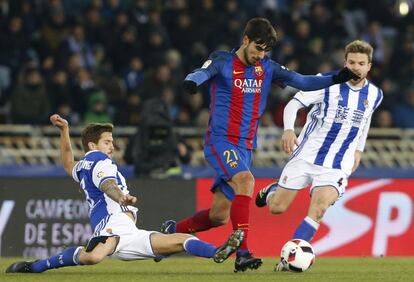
[185,49,335,149]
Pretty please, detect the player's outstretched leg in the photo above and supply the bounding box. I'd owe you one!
[255,181,278,207]
[5,246,83,273]
[5,261,35,273]
[154,220,177,262]
[234,251,263,273]
[213,230,244,263]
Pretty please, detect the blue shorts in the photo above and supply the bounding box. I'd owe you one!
[204,141,252,201]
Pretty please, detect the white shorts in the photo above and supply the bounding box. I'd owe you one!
[279,158,348,197]
[91,212,158,261]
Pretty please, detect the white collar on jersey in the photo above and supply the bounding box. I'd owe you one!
[84,150,100,156]
[346,79,368,91]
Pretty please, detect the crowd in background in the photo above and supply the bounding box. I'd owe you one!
[0,0,413,129]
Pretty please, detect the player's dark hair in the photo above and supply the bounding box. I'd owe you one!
[345,40,373,63]
[81,123,114,152]
[243,17,277,51]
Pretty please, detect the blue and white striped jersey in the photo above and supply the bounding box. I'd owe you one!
[71,150,134,230]
[291,80,382,175]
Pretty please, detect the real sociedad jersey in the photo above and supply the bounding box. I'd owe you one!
[185,50,336,150]
[291,80,383,175]
[72,150,134,230]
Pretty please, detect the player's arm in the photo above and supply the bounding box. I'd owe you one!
[272,63,359,91]
[183,51,225,94]
[352,116,372,173]
[50,114,76,176]
[100,179,137,205]
[281,99,305,154]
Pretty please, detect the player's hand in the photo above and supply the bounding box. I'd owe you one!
[182,80,197,94]
[352,150,362,173]
[50,114,69,130]
[332,67,360,84]
[119,194,137,206]
[281,129,298,155]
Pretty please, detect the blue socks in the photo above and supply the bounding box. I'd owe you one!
[293,216,320,242]
[31,246,82,273]
[183,238,216,258]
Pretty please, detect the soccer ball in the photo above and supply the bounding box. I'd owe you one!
[280,239,315,272]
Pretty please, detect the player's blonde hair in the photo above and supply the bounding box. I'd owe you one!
[81,123,114,152]
[345,40,373,63]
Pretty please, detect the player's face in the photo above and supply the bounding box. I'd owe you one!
[96,132,114,158]
[344,52,371,85]
[242,37,268,65]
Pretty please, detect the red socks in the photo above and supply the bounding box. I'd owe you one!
[176,209,213,233]
[231,195,251,251]
[176,195,252,252]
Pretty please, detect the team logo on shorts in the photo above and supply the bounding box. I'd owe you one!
[364,99,369,108]
[97,171,105,178]
[254,66,263,76]
[282,176,288,184]
[106,228,113,234]
[229,161,238,168]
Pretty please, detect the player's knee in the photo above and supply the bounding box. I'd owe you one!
[234,172,255,195]
[268,200,289,214]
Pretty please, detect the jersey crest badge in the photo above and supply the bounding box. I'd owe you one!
[254,66,263,76]
[364,99,369,108]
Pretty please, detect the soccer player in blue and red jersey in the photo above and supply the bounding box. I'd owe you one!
[161,18,359,272]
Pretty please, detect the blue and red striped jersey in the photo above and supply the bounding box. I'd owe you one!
[185,49,336,149]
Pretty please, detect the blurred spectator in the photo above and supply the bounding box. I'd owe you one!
[168,12,195,55]
[72,67,97,115]
[20,0,40,38]
[116,93,142,125]
[361,21,387,65]
[392,88,414,128]
[84,90,112,123]
[136,63,173,101]
[38,5,69,56]
[373,108,393,128]
[108,12,142,73]
[122,57,144,91]
[130,0,150,29]
[165,49,184,85]
[11,66,50,124]
[0,16,30,74]
[47,69,72,111]
[101,0,125,20]
[143,26,170,67]
[161,86,178,122]
[57,23,96,70]
[83,6,107,46]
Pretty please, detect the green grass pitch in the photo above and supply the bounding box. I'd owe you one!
[1,257,413,282]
